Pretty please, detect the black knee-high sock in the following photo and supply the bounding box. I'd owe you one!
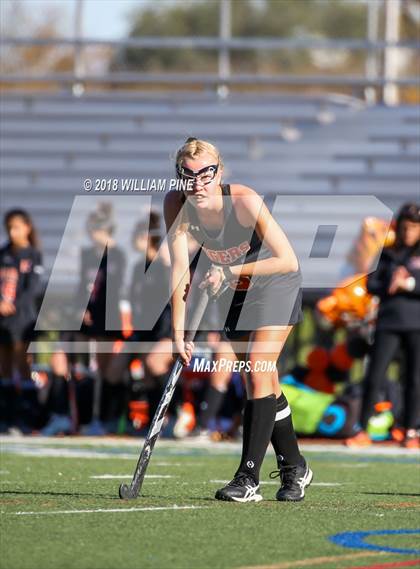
[271,393,303,467]
[199,385,226,429]
[48,374,70,416]
[237,394,276,483]
[101,381,126,423]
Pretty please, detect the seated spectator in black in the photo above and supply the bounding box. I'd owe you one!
[40,351,73,436]
[345,203,420,449]
[191,332,237,439]
[77,202,126,434]
[130,211,174,422]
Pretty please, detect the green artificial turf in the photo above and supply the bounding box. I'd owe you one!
[1,439,419,569]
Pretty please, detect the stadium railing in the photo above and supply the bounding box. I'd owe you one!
[1,36,419,98]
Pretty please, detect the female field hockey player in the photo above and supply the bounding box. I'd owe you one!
[0,209,43,432]
[0,209,43,381]
[164,138,312,503]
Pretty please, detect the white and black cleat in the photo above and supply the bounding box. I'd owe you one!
[215,473,263,503]
[270,459,313,502]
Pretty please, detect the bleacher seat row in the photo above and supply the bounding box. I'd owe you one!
[1,91,419,289]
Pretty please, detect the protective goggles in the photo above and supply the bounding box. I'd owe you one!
[176,163,219,186]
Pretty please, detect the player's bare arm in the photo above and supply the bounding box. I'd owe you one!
[230,184,299,277]
[164,190,194,365]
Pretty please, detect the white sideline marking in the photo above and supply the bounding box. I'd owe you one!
[90,474,178,479]
[10,505,206,516]
[310,482,342,486]
[0,445,203,464]
[1,436,417,457]
[336,463,369,468]
[210,480,342,487]
[155,462,202,467]
[0,447,138,460]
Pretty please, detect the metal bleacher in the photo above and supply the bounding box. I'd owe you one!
[1,91,419,291]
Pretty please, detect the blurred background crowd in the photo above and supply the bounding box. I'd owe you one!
[0,0,419,446]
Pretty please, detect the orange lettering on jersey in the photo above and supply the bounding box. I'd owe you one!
[203,240,250,265]
[227,246,241,259]
[218,251,230,264]
[20,260,32,273]
[206,250,219,263]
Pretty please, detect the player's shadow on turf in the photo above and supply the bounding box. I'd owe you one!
[0,490,118,499]
[361,491,420,497]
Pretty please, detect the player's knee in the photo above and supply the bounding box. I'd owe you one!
[248,369,274,385]
[246,369,276,398]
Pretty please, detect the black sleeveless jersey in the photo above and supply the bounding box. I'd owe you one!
[184,184,271,289]
[180,184,303,334]
[0,242,43,340]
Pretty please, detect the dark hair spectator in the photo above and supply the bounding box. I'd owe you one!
[345,202,420,449]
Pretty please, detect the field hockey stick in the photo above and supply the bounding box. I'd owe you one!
[119,285,211,499]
